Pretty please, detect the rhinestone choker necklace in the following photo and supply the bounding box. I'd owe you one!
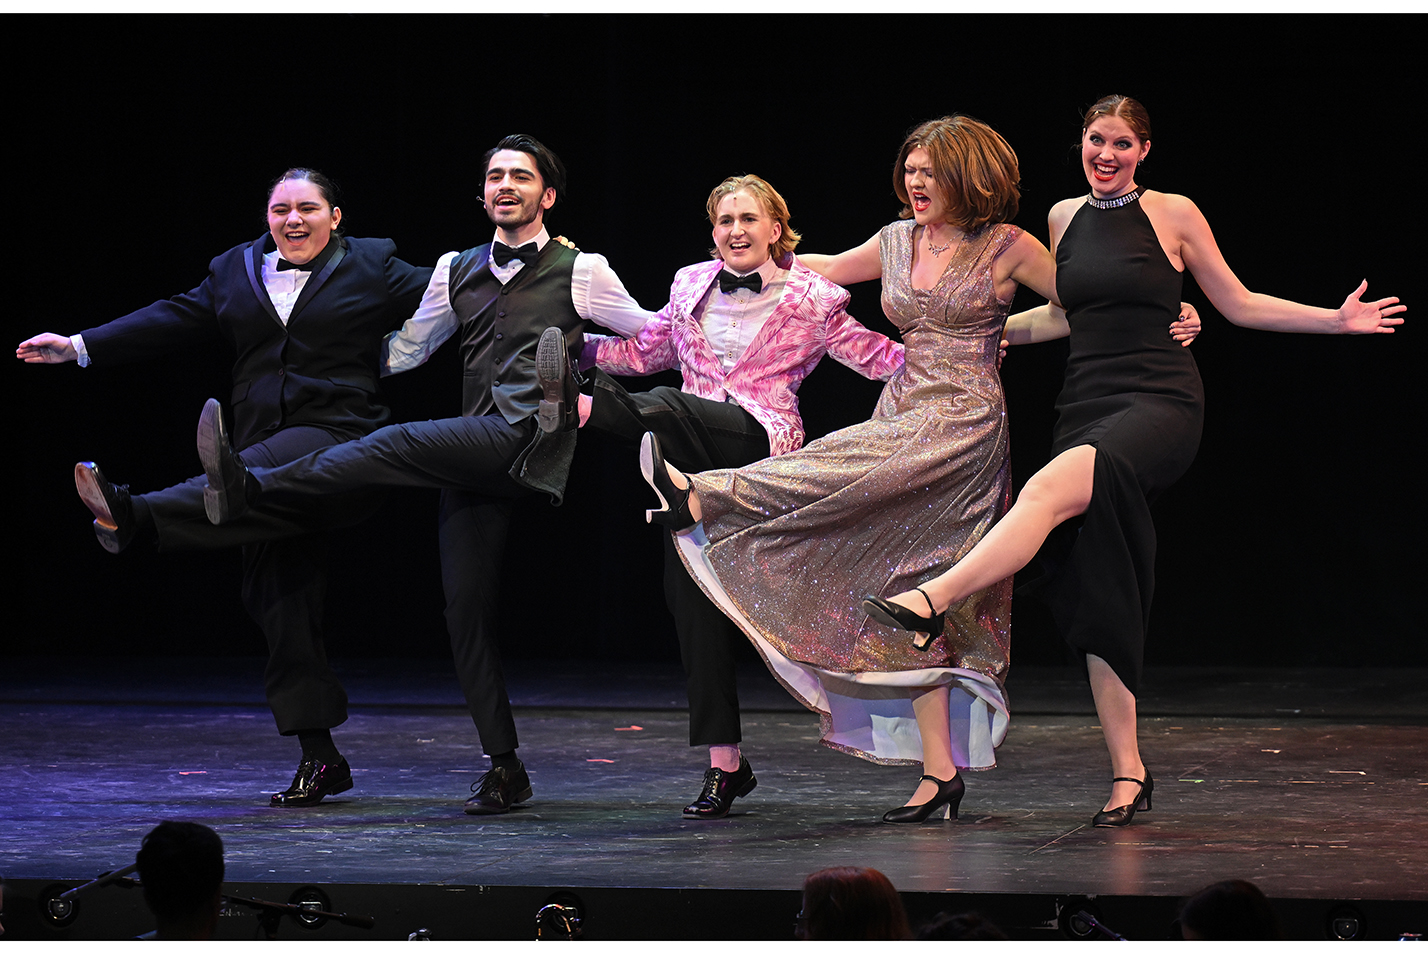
[1087,187,1143,209]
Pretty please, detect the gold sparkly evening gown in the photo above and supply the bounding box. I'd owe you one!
[676,220,1021,767]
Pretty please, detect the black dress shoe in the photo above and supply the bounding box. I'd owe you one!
[270,756,353,807]
[1092,771,1153,828]
[862,587,946,652]
[464,761,533,815]
[684,756,757,818]
[197,398,253,525]
[639,432,696,531]
[74,462,135,554]
[882,773,964,823]
[536,326,579,433]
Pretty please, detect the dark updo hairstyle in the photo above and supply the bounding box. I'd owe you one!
[1081,94,1153,143]
[893,114,1021,234]
[481,133,568,209]
[266,167,344,234]
[798,866,912,940]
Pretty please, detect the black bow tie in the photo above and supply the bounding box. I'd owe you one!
[492,242,539,268]
[718,269,762,295]
[276,258,315,272]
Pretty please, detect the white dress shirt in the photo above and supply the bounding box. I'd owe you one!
[381,228,652,376]
[697,257,787,374]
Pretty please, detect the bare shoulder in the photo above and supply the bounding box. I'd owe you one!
[1142,190,1202,221]
[1003,227,1047,260]
[1049,196,1085,226]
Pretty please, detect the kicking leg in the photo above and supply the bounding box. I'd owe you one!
[884,445,1096,617]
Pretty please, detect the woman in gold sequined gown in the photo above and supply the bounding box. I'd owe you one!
[645,117,1111,821]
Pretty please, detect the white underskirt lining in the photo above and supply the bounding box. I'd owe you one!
[675,525,1009,768]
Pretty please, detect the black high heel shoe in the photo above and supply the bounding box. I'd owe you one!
[862,587,945,651]
[1091,771,1153,828]
[639,432,696,531]
[882,773,965,823]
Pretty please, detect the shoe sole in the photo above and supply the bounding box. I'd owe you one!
[271,776,354,807]
[535,328,569,434]
[76,463,126,555]
[197,399,241,525]
[639,432,678,524]
[75,463,116,527]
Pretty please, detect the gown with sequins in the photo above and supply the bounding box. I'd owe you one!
[675,220,1021,768]
[1037,192,1204,696]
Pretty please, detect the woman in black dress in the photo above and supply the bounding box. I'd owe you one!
[864,94,1405,827]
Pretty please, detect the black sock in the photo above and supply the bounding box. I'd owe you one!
[489,750,521,772]
[296,729,342,764]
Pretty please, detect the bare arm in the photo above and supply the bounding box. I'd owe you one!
[798,232,883,286]
[1159,193,1405,334]
[16,333,78,364]
[1003,304,1070,346]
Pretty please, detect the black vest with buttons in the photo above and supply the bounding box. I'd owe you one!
[448,240,582,422]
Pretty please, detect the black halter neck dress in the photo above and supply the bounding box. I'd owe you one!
[1043,190,1205,694]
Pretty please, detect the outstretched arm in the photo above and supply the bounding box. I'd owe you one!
[823,308,905,380]
[1164,194,1405,334]
[797,232,883,286]
[16,333,78,364]
[585,308,678,377]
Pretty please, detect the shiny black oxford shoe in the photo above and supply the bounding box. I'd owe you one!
[270,756,353,807]
[464,761,533,815]
[684,756,757,818]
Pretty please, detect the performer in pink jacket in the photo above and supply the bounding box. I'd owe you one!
[565,175,904,818]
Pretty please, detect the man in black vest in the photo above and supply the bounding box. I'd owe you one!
[194,135,651,814]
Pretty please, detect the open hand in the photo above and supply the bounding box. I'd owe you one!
[16,333,77,364]
[1339,280,1406,334]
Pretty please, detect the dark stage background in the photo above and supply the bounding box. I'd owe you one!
[7,14,1422,672]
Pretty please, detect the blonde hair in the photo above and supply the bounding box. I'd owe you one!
[893,115,1021,232]
[705,174,802,262]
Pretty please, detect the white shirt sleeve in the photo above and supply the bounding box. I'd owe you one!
[381,251,461,376]
[571,252,654,337]
[72,333,91,367]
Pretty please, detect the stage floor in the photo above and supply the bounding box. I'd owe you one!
[2,656,1426,939]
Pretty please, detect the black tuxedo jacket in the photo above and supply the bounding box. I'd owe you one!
[82,235,433,450]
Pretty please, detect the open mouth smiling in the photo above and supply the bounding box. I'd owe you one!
[1092,162,1121,182]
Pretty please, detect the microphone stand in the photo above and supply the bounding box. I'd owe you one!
[221,894,375,940]
[40,864,374,940]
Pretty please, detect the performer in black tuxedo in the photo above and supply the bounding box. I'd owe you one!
[95,135,651,815]
[16,169,433,806]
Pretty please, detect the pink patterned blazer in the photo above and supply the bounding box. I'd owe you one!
[582,258,904,456]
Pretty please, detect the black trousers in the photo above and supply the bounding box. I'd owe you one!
[152,414,536,756]
[143,425,381,735]
[587,371,770,746]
